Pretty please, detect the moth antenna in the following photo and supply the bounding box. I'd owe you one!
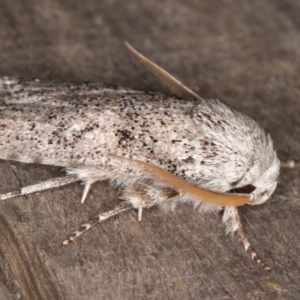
[281,160,300,168]
[223,207,271,270]
[109,155,250,207]
[63,202,133,245]
[125,42,201,100]
[0,175,79,201]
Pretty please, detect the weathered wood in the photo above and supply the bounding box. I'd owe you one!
[0,0,300,299]
[0,281,18,300]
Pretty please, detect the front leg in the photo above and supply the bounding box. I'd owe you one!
[222,206,271,270]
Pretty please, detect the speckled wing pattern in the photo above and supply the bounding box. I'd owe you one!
[0,77,272,194]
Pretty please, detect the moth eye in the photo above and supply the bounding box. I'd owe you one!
[228,184,256,194]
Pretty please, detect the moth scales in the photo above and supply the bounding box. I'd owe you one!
[0,43,294,270]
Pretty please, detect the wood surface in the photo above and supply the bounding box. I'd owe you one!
[0,0,300,299]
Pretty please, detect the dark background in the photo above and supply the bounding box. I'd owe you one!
[0,1,300,299]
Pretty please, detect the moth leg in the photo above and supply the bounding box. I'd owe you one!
[281,160,300,168]
[63,179,179,244]
[121,179,180,222]
[66,167,125,204]
[138,208,143,222]
[81,180,95,204]
[222,207,271,271]
[63,202,133,245]
[0,174,79,201]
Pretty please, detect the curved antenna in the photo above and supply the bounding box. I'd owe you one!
[126,42,201,100]
[109,155,250,207]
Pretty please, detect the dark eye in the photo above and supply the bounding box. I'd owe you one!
[260,190,267,196]
[228,184,256,194]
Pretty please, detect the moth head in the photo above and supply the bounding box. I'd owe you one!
[248,153,280,205]
[230,152,280,206]
[228,141,280,206]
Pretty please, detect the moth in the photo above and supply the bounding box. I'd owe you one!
[0,43,292,270]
